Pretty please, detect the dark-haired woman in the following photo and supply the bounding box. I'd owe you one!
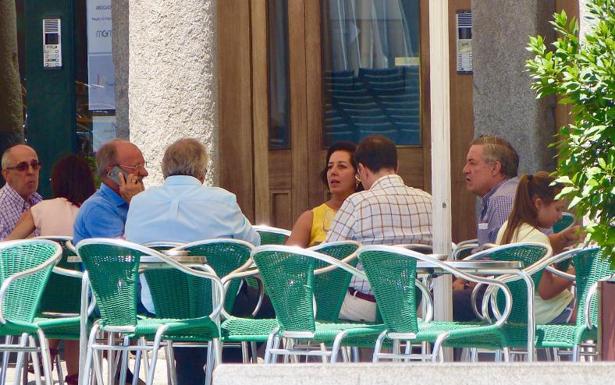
[496,171,578,324]
[7,154,95,239]
[287,142,361,247]
[6,154,95,385]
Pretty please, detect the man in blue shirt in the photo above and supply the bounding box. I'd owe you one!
[125,138,261,385]
[73,139,148,244]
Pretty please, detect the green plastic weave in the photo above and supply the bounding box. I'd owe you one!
[552,213,575,233]
[256,230,288,245]
[312,242,359,322]
[486,244,549,324]
[358,249,418,334]
[78,243,143,327]
[536,248,611,348]
[252,249,316,333]
[0,240,59,324]
[144,241,250,318]
[37,238,81,314]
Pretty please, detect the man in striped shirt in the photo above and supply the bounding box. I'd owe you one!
[326,135,432,322]
[0,144,42,240]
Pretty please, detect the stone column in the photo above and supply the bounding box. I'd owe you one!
[129,0,217,186]
[112,0,129,139]
[472,0,556,174]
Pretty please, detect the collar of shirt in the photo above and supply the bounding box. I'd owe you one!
[1,183,42,208]
[164,175,202,187]
[369,174,404,190]
[99,183,128,208]
[480,178,508,216]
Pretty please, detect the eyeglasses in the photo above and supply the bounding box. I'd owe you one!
[4,160,42,172]
[117,162,148,172]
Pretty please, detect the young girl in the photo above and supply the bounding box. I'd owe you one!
[496,171,575,324]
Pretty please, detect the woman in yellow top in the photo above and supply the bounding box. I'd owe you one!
[496,171,580,324]
[287,142,361,247]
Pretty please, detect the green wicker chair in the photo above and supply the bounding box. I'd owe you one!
[309,241,360,322]
[31,236,93,385]
[252,245,383,363]
[552,212,575,234]
[358,244,514,362]
[0,239,61,385]
[253,225,291,245]
[77,238,224,385]
[535,247,611,360]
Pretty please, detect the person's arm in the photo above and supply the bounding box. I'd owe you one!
[5,210,36,240]
[538,269,573,299]
[286,210,313,247]
[548,224,582,254]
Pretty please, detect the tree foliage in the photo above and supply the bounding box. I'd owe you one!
[526,0,615,259]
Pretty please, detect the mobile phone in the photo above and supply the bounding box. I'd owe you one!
[108,166,128,184]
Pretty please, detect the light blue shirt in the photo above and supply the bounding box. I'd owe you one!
[73,183,128,245]
[125,175,259,314]
[125,175,260,245]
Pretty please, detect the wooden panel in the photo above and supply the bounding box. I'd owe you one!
[398,149,425,191]
[217,0,255,221]
[418,0,432,193]
[287,1,310,221]
[271,191,293,230]
[251,0,271,224]
[305,0,326,209]
[268,150,292,191]
[448,0,475,242]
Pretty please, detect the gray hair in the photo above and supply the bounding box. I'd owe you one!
[471,135,519,178]
[95,139,126,178]
[1,144,34,170]
[162,138,208,180]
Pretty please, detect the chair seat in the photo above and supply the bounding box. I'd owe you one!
[535,324,595,349]
[100,316,220,340]
[0,321,40,335]
[310,321,384,344]
[35,316,82,339]
[412,321,523,350]
[221,318,278,343]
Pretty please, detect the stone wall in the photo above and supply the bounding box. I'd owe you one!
[128,0,217,187]
[472,0,557,174]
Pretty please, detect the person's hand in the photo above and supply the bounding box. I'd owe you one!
[118,172,144,203]
[452,278,467,291]
[560,224,584,247]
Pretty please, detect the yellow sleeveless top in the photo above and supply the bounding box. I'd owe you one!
[309,203,337,247]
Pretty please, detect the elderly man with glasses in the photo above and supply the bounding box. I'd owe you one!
[0,144,43,239]
[73,139,149,244]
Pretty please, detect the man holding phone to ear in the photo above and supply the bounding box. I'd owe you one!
[73,139,148,245]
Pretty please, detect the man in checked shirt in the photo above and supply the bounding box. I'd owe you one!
[325,135,432,322]
[0,144,42,240]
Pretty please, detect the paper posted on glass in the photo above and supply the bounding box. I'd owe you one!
[456,11,472,74]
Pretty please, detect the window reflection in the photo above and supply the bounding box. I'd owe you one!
[268,0,291,149]
[322,0,421,146]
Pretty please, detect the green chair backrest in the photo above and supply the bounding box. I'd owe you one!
[37,237,82,314]
[358,248,418,334]
[486,243,549,324]
[78,240,144,327]
[0,240,60,323]
[573,247,611,328]
[553,212,575,234]
[311,242,359,322]
[144,240,251,318]
[255,226,290,245]
[253,247,316,333]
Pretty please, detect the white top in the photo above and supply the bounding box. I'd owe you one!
[496,221,573,324]
[31,197,80,237]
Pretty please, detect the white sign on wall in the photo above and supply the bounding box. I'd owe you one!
[87,0,116,111]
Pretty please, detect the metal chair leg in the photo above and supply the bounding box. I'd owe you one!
[14,334,29,385]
